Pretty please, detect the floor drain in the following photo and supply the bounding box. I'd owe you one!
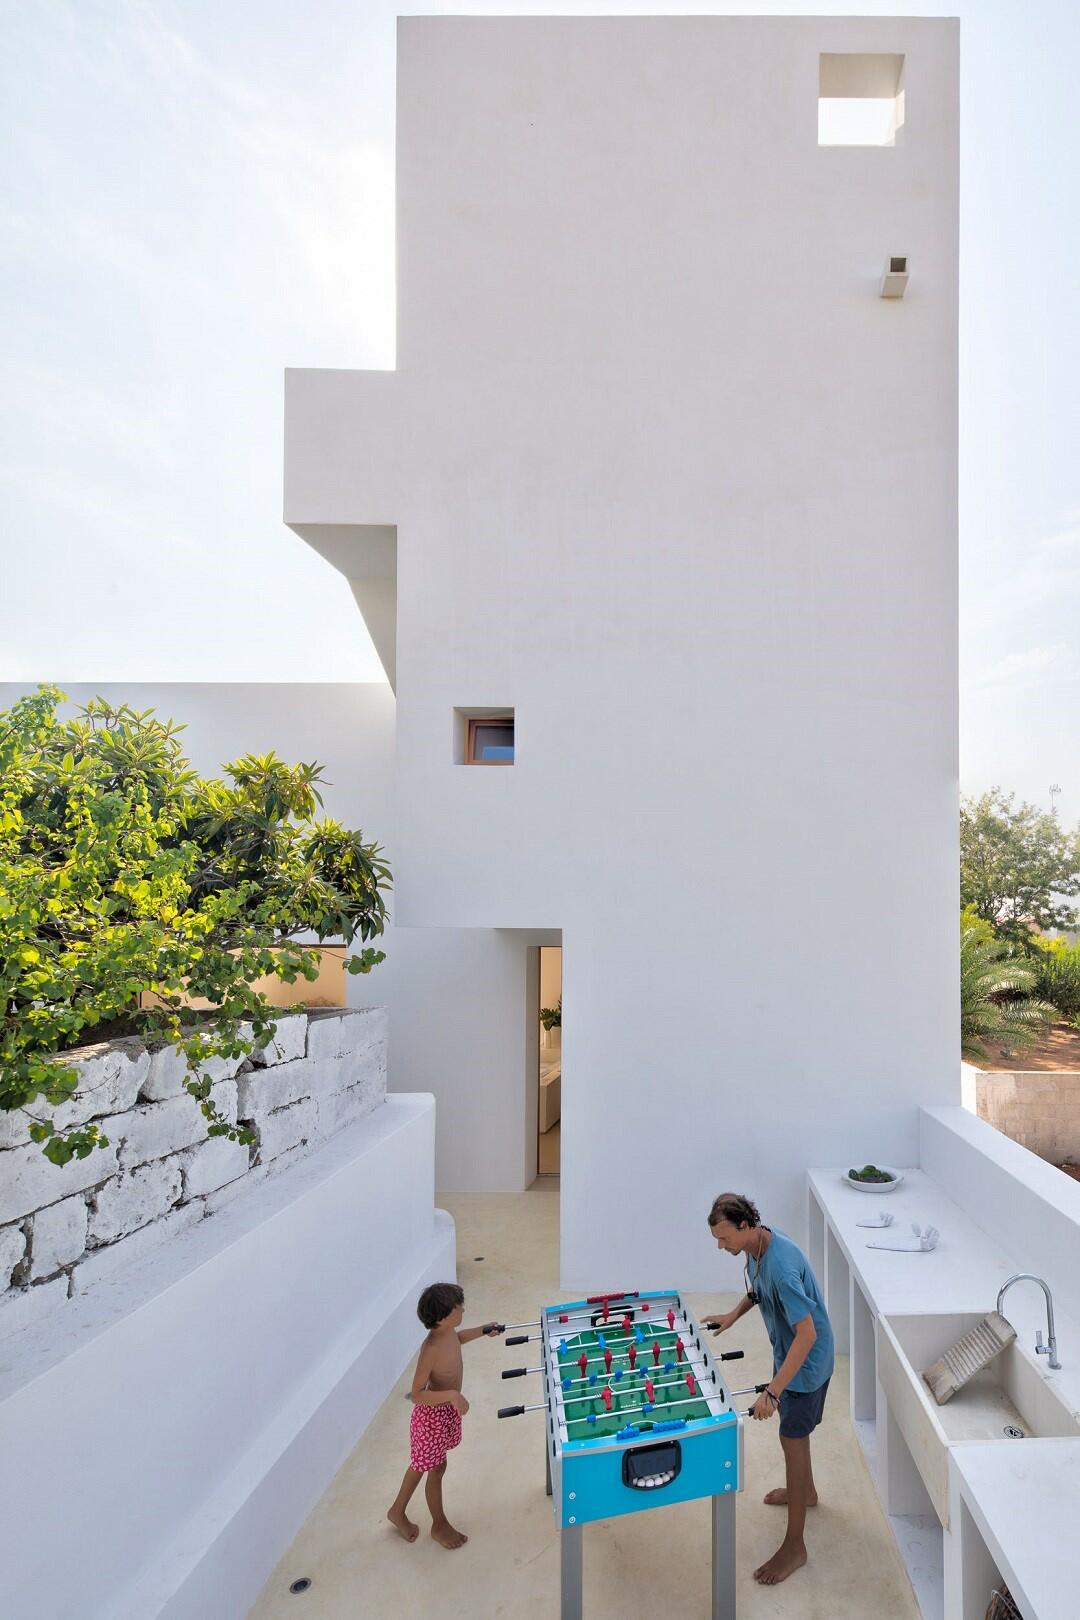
[1003,1425,1024,1439]
[289,1578,313,1594]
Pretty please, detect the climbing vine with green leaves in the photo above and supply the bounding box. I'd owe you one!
[1,686,390,1164]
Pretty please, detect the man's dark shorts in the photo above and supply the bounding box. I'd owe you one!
[778,1378,830,1439]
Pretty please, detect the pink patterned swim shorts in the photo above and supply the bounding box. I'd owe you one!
[410,1401,463,1473]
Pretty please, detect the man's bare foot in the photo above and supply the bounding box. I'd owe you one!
[763,1486,818,1507]
[431,1518,468,1550]
[754,1541,808,1585]
[387,1505,419,1542]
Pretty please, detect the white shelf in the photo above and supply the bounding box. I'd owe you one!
[889,1512,944,1620]
[853,1416,878,1474]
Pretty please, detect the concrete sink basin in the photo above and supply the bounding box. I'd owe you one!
[877,1311,1080,1526]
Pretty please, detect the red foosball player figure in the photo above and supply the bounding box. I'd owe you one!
[387,1283,503,1552]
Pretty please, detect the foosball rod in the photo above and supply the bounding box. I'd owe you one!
[545,1301,682,1327]
[538,1343,744,1382]
[549,1320,689,1352]
[510,1360,709,1393]
[545,1326,724,1365]
[547,1331,677,1365]
[508,1299,684,1334]
[567,1390,762,1423]
[508,1319,676,1347]
[560,1373,718,1405]
[499,1393,754,1420]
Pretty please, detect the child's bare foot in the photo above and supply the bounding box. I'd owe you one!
[431,1518,468,1550]
[753,1540,807,1584]
[387,1505,419,1542]
[763,1486,818,1506]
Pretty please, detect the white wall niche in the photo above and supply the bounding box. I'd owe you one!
[819,52,906,147]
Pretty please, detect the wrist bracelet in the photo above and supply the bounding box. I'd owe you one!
[765,1389,780,1405]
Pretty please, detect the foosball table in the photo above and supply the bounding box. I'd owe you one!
[498,1290,751,1619]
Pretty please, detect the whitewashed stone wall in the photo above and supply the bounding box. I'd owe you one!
[0,1008,387,1336]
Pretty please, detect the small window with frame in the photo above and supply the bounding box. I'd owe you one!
[466,714,515,765]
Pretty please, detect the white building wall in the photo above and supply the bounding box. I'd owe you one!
[285,16,961,1290]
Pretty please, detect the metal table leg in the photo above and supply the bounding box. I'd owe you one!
[711,1491,736,1620]
[561,1523,583,1620]
[545,1429,552,1496]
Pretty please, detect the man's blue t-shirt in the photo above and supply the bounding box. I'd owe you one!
[747,1228,834,1393]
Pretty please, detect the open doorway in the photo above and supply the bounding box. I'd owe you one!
[537,945,562,1176]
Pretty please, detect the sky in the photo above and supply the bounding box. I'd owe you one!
[2,0,1078,823]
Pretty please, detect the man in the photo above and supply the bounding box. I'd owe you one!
[704,1191,834,1586]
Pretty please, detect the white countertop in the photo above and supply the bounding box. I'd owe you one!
[951,1440,1080,1620]
[808,1167,1080,1404]
[810,1166,1080,1620]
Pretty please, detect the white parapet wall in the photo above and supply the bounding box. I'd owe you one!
[0,1060,454,1617]
[920,1104,1080,1321]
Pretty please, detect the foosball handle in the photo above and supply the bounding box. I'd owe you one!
[505,1334,530,1346]
[501,1367,527,1379]
[719,1350,745,1361]
[498,1405,525,1418]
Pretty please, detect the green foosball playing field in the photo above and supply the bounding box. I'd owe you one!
[556,1318,714,1441]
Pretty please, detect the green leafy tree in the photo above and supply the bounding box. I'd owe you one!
[1,686,390,1164]
[960,788,1080,942]
[960,925,1053,1061]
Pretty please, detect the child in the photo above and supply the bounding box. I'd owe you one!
[704,1191,833,1587]
[387,1282,502,1550]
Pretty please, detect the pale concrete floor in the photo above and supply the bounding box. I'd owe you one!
[249,1188,919,1620]
[538,1122,561,1176]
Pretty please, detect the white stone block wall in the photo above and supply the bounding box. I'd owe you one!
[0,1008,387,1332]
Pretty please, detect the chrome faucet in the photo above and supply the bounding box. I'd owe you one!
[997,1274,1061,1370]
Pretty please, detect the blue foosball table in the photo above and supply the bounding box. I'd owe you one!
[498,1290,748,1619]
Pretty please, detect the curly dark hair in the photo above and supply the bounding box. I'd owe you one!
[417,1281,465,1330]
[707,1192,761,1230]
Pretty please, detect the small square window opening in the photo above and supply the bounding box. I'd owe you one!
[466,715,515,765]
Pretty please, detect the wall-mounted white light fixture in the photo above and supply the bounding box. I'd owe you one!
[880,255,909,298]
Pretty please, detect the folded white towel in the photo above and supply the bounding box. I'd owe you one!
[867,1223,939,1252]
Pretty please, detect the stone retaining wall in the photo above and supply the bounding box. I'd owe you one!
[0,1008,387,1336]
[966,1064,1080,1166]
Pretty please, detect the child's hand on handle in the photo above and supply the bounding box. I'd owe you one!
[705,1310,739,1335]
[481,1322,504,1337]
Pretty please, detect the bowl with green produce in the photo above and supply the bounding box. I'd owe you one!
[844,1163,903,1193]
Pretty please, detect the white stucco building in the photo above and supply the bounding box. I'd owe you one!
[285,15,961,1289]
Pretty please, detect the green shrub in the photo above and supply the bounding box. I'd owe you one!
[1027,940,1080,1021]
[1,686,390,1163]
[960,926,1053,1061]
